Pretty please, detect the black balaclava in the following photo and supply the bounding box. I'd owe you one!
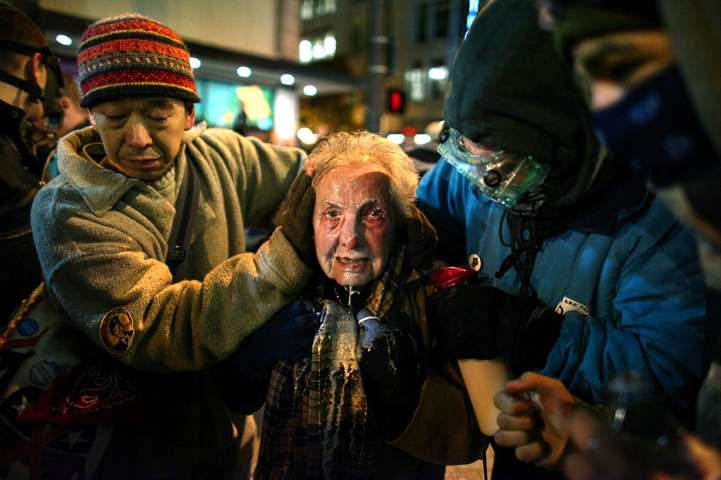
[443,0,604,216]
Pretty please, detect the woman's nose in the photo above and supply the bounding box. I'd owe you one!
[125,120,153,149]
[340,218,362,249]
[345,235,359,249]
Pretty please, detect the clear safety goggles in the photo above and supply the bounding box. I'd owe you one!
[437,124,550,208]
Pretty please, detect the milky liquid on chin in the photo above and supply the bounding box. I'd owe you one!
[311,300,373,477]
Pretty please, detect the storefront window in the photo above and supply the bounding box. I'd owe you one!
[194,78,274,131]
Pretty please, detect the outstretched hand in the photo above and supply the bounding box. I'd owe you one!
[561,407,716,480]
[494,372,577,468]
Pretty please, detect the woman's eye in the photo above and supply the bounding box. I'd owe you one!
[149,115,169,121]
[364,209,386,228]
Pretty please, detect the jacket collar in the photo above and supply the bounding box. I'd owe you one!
[57,123,207,217]
[564,174,650,235]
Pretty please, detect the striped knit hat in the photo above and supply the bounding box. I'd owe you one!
[78,13,201,109]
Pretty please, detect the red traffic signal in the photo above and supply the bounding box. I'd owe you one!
[388,89,406,114]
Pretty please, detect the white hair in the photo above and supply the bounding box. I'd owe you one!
[307,131,419,221]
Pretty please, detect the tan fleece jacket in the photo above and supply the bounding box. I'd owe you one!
[31,124,311,372]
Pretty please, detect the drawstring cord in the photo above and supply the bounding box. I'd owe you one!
[495,210,542,298]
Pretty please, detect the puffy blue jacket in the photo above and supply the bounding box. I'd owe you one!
[417,159,706,412]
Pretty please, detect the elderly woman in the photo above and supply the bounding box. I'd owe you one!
[217,131,499,479]
[253,131,445,479]
[230,130,484,479]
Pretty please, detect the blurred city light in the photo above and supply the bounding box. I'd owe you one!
[299,40,312,63]
[280,74,295,85]
[189,57,201,69]
[257,117,273,131]
[414,133,432,145]
[297,127,317,144]
[55,34,72,46]
[467,0,481,33]
[387,134,405,145]
[312,43,325,59]
[303,85,317,96]
[324,36,336,55]
[222,112,234,124]
[237,66,251,77]
[428,67,448,80]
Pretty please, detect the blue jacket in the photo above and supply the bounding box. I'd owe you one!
[417,159,706,411]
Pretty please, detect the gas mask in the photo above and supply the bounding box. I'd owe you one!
[437,122,550,210]
[0,40,65,127]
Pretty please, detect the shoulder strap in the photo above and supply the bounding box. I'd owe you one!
[166,159,200,282]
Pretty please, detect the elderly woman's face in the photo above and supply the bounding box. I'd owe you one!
[313,164,396,288]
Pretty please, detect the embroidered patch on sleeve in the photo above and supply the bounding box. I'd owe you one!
[99,308,135,355]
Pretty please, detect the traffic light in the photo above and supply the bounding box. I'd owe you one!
[388,89,406,114]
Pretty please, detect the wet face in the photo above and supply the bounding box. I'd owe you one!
[89,97,194,180]
[571,29,674,111]
[313,165,396,288]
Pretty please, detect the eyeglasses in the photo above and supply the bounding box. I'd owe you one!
[437,123,550,208]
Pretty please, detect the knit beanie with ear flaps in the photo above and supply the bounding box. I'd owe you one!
[77,13,201,109]
[443,0,604,212]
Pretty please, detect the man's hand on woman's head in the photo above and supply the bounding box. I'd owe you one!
[280,171,316,267]
[405,206,437,269]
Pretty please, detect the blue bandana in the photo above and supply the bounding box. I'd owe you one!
[592,65,720,187]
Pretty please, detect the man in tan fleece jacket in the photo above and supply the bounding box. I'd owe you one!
[12,13,314,480]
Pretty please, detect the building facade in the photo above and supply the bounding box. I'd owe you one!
[298,0,487,138]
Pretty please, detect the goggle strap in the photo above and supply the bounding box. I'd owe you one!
[0,41,63,93]
[0,70,43,102]
[0,40,51,57]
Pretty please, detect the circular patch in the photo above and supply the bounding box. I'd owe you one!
[99,307,135,355]
[17,318,39,337]
[29,360,60,387]
[468,254,482,272]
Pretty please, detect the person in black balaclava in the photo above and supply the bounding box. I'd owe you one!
[415,0,707,478]
[0,1,64,322]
